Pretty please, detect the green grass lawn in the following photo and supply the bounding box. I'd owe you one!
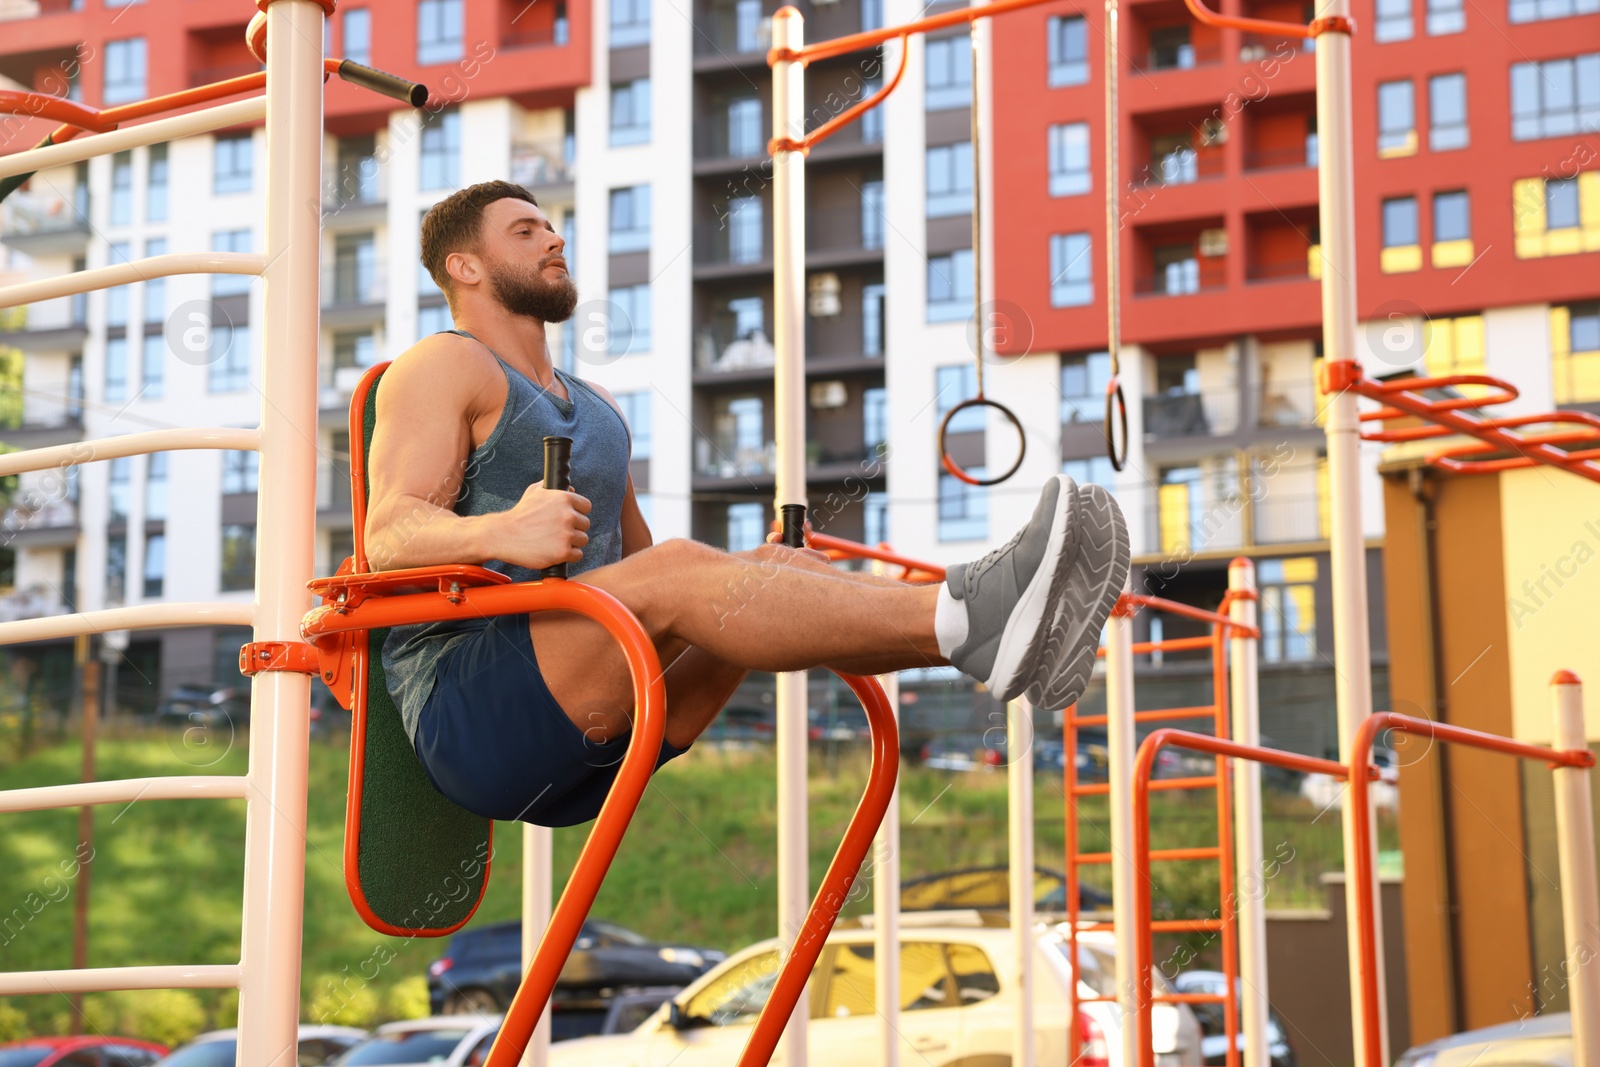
[0,730,1390,1043]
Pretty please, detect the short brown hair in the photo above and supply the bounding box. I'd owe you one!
[419,180,539,302]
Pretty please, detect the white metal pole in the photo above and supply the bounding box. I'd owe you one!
[1314,1,1386,1061]
[873,632,901,1067]
[1106,606,1139,1067]
[1009,696,1037,1067]
[1229,559,1269,1067]
[235,0,322,1058]
[771,10,811,1065]
[1551,671,1600,1067]
[522,824,553,1067]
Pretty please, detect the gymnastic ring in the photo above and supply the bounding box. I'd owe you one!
[1105,376,1129,472]
[938,397,1027,487]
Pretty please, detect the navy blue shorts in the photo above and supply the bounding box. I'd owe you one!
[412,613,688,828]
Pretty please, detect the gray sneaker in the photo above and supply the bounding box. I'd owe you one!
[945,475,1081,702]
[1025,484,1130,711]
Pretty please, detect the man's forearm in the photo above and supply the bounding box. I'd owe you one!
[365,495,500,571]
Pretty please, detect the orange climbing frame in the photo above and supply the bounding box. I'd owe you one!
[1324,360,1600,483]
[1065,592,1258,1067]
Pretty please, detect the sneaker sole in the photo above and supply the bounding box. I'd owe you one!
[1026,484,1130,710]
[983,474,1081,702]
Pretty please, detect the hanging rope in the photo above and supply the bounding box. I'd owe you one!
[938,26,1027,488]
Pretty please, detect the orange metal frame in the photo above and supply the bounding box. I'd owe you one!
[1345,712,1595,1067]
[1065,592,1259,1067]
[1323,359,1600,483]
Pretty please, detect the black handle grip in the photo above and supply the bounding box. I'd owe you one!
[336,60,430,108]
[779,504,807,549]
[541,436,573,580]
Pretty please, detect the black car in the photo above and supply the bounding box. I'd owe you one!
[1173,970,1298,1067]
[425,918,725,1026]
[155,684,250,728]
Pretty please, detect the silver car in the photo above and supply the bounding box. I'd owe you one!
[1396,1013,1573,1067]
[330,1017,501,1067]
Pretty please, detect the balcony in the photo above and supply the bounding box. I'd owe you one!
[1132,147,1223,188]
[0,415,83,451]
[0,586,71,624]
[1145,390,1238,439]
[1146,491,1325,557]
[1143,381,1322,454]
[693,4,771,68]
[1134,257,1226,297]
[2,499,78,549]
[322,175,386,232]
[1,191,90,256]
[694,215,769,277]
[511,140,575,203]
[190,62,263,87]
[0,302,88,353]
[0,0,79,20]
[321,262,386,329]
[806,202,886,267]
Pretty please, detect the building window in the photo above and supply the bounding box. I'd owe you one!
[1377,80,1416,156]
[223,450,260,494]
[142,334,164,397]
[1432,189,1473,267]
[1552,303,1600,403]
[863,282,885,356]
[863,386,888,457]
[419,109,461,190]
[863,0,883,30]
[726,195,763,263]
[726,502,765,552]
[146,453,167,520]
[211,229,253,296]
[1258,557,1318,663]
[726,97,762,157]
[417,303,453,339]
[1061,352,1111,423]
[1510,0,1599,23]
[1381,196,1421,273]
[142,533,165,598]
[925,36,973,110]
[938,471,988,542]
[862,180,885,251]
[146,144,168,223]
[215,134,253,195]
[1428,73,1468,150]
[1426,0,1465,32]
[615,391,652,458]
[609,185,651,253]
[1147,25,1195,70]
[1047,15,1089,87]
[1374,0,1413,39]
[106,535,127,604]
[108,457,131,522]
[220,525,257,592]
[926,142,973,218]
[106,240,131,327]
[333,233,380,305]
[1513,176,1592,259]
[864,491,888,547]
[610,78,651,146]
[418,0,464,64]
[1063,455,1115,490]
[1548,177,1582,229]
[861,77,884,143]
[936,364,983,433]
[344,8,371,64]
[208,324,251,392]
[611,0,651,47]
[143,237,167,325]
[104,337,128,403]
[1152,243,1200,294]
[927,250,974,324]
[1048,122,1091,197]
[609,284,651,354]
[1512,54,1600,141]
[104,38,146,105]
[1049,232,1093,307]
[334,331,377,369]
[1422,314,1485,378]
[110,151,133,227]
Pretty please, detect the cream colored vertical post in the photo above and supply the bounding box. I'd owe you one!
[522,824,553,1067]
[771,9,811,1065]
[236,0,322,1058]
[1009,696,1037,1067]
[1106,606,1139,1067]
[873,606,901,1067]
[1552,671,1600,1067]
[1313,0,1384,1060]
[1229,560,1268,1067]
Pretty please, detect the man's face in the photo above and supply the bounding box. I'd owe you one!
[474,198,578,323]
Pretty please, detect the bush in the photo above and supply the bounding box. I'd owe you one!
[0,1002,28,1040]
[308,973,380,1027]
[383,976,432,1021]
[78,990,208,1048]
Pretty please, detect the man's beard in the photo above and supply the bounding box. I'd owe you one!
[488,255,579,323]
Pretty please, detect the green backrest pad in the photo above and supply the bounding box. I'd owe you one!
[352,372,491,934]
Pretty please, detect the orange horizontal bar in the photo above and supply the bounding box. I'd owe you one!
[807,532,946,583]
[776,0,1059,65]
[1137,728,1356,781]
[1154,991,1232,1004]
[1071,706,1217,727]
[1075,920,1225,933]
[1073,775,1218,797]
[1097,636,1219,658]
[1075,846,1221,865]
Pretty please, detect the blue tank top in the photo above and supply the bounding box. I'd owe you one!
[381,329,632,742]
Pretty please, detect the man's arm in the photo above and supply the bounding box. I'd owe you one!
[580,379,653,557]
[364,335,591,572]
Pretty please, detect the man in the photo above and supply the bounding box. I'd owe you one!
[367,180,1131,828]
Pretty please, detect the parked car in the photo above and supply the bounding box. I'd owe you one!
[151,1026,366,1066]
[426,918,725,1017]
[0,1039,167,1067]
[155,684,249,728]
[545,914,1202,1067]
[330,1019,499,1067]
[1395,1011,1571,1067]
[1172,970,1298,1067]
